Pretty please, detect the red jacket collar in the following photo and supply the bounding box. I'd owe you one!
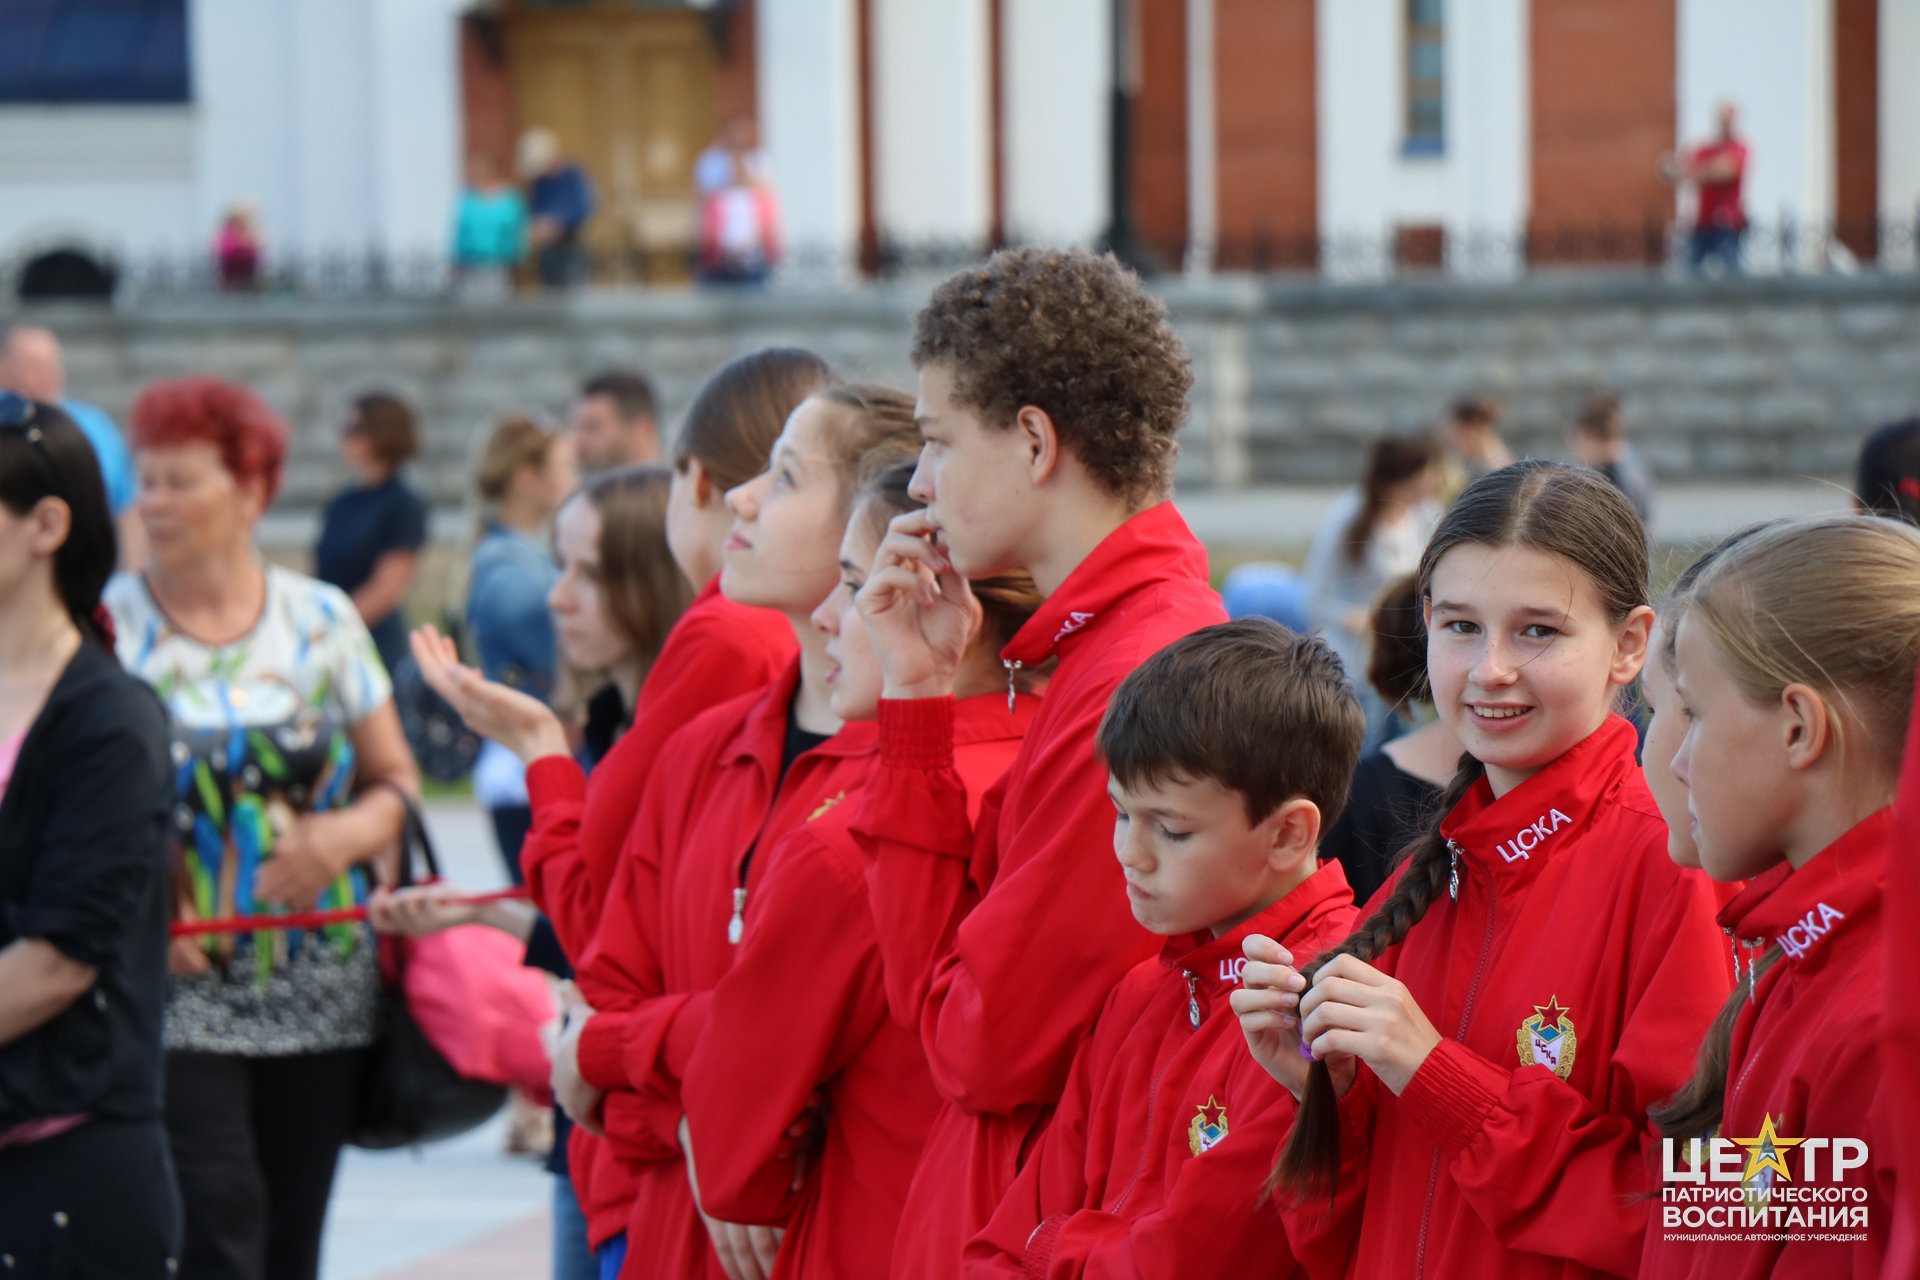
[954,688,1040,745]
[1001,502,1211,669]
[1160,860,1354,994]
[719,655,878,768]
[1439,714,1641,888]
[1717,807,1891,969]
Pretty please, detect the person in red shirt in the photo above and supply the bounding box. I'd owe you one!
[850,248,1227,1280]
[1663,100,1748,275]
[1233,461,1731,1280]
[681,456,1041,1280]
[553,385,925,1280]
[1639,515,1918,1280]
[382,350,825,1269]
[964,620,1363,1279]
[1890,655,1920,1279]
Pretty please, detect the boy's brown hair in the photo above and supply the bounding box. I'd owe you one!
[910,248,1192,506]
[1098,618,1365,827]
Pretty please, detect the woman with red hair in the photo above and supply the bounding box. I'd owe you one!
[104,376,420,1280]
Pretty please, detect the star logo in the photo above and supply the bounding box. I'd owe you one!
[1732,1113,1803,1185]
[1516,995,1578,1080]
[1187,1095,1229,1156]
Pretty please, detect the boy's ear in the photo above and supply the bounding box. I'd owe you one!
[1017,405,1062,486]
[1778,682,1833,773]
[1610,604,1656,687]
[1263,797,1322,872]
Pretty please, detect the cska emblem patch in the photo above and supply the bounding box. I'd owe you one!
[1516,995,1577,1080]
[808,791,846,822]
[1187,1095,1229,1156]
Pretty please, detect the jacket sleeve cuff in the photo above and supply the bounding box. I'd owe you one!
[661,990,712,1084]
[878,696,956,766]
[577,1012,633,1092]
[525,756,587,813]
[1397,1038,1509,1155]
[1023,1215,1069,1280]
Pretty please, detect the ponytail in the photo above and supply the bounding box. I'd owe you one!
[1271,752,1486,1199]
[1648,948,1780,1147]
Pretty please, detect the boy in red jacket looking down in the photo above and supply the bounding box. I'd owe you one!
[964,620,1363,1279]
[851,247,1228,1280]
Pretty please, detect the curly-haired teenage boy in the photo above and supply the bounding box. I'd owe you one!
[852,248,1228,1279]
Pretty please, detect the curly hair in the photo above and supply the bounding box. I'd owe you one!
[910,248,1192,505]
[129,376,291,504]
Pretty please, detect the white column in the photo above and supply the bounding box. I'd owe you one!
[291,0,380,252]
[871,0,992,248]
[1315,0,1401,278]
[1881,0,1920,255]
[192,0,301,255]
[1185,0,1217,275]
[759,0,863,276]
[367,0,468,261]
[1444,0,1529,276]
[1001,0,1110,246]
[1678,0,1835,269]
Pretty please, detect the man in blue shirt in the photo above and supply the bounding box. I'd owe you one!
[0,324,144,567]
[520,128,596,288]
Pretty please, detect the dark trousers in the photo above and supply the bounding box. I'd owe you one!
[0,1118,181,1278]
[164,1049,366,1280]
[489,804,532,886]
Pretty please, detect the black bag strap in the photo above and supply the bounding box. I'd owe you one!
[362,781,441,890]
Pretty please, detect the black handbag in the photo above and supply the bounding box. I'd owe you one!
[347,797,507,1149]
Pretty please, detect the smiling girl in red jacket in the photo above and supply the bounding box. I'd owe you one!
[554,385,924,1280]
[1639,515,1918,1280]
[679,456,1041,1280]
[1233,461,1730,1280]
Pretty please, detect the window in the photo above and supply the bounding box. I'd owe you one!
[0,0,189,104]
[1404,0,1443,154]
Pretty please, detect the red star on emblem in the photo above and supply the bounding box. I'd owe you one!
[1534,996,1570,1028]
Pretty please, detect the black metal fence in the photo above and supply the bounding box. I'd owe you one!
[11,214,1919,304]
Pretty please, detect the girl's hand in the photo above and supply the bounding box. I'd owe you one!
[1231,935,1359,1100]
[855,511,981,702]
[551,1003,604,1136]
[409,625,570,764]
[367,884,479,938]
[168,935,212,977]
[681,1115,784,1280]
[1297,953,1441,1096]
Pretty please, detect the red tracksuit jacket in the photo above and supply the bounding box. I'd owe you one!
[849,501,1227,1280]
[963,860,1358,1280]
[572,658,878,1280]
[681,692,1038,1280]
[1642,808,1896,1280]
[1889,672,1920,1280]
[518,579,793,1246]
[1278,715,1731,1280]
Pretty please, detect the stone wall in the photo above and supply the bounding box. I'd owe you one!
[13,271,1919,513]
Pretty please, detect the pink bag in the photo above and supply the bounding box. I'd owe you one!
[402,924,558,1104]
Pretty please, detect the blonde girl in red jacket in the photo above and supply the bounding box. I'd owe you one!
[1232,460,1730,1280]
[1639,515,1918,1280]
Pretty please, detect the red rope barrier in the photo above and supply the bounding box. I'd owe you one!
[169,886,531,937]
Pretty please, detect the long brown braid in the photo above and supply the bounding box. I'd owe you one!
[1271,460,1652,1201]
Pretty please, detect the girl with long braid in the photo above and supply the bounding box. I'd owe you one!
[1231,461,1730,1279]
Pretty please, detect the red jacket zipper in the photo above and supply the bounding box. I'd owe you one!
[1413,845,1500,1280]
[1107,972,1196,1217]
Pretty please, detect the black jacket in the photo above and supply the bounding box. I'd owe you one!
[0,639,171,1129]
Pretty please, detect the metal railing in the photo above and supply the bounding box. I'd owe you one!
[11,214,1918,304]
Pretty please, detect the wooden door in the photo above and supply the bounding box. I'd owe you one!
[506,1,715,277]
